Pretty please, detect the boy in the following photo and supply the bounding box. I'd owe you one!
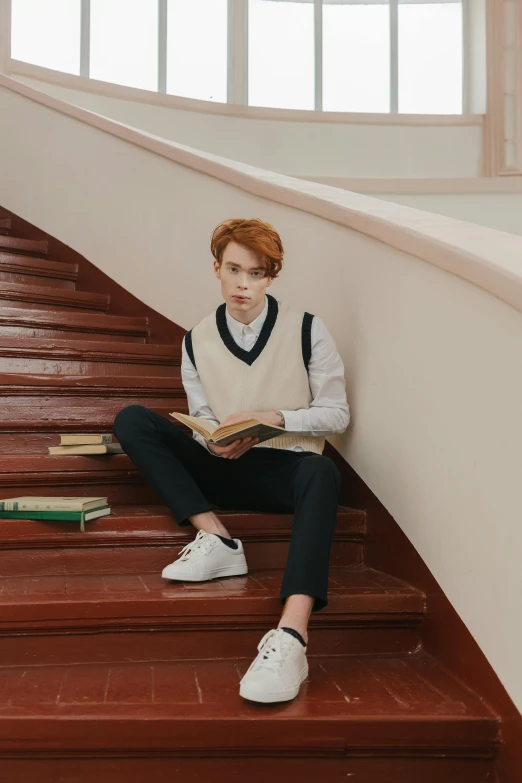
[114,218,350,703]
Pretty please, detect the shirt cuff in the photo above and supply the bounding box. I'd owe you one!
[194,432,222,457]
[279,410,303,432]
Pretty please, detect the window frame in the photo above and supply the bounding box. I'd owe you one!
[13,0,470,114]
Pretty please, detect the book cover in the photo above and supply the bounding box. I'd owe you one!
[48,443,124,456]
[60,434,114,446]
[0,496,108,512]
[169,411,286,447]
[0,507,111,532]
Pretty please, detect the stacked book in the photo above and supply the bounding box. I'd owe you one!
[48,433,124,456]
[0,497,111,532]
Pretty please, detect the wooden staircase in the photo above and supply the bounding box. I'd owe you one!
[0,214,501,782]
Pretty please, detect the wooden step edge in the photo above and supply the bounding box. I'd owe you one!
[0,702,498,755]
[0,373,183,392]
[0,307,149,334]
[0,283,109,312]
[0,253,78,280]
[0,414,176,432]
[0,592,426,629]
[0,338,181,365]
[0,237,48,256]
[0,507,367,546]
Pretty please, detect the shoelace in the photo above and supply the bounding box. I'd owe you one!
[177,530,216,561]
[253,629,292,673]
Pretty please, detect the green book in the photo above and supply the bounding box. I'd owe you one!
[0,506,111,532]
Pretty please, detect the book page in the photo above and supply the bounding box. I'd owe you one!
[169,412,218,438]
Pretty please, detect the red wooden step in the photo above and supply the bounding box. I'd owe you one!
[0,567,424,665]
[0,373,183,402]
[0,505,366,575]
[0,652,497,783]
[0,252,77,288]
[0,282,109,312]
[0,406,175,453]
[0,235,48,257]
[0,336,181,375]
[0,307,149,341]
[0,452,177,504]
[0,757,498,783]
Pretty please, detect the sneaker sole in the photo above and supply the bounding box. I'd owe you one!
[239,665,309,704]
[161,563,248,582]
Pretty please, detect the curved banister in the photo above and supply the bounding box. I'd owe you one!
[0,72,520,315]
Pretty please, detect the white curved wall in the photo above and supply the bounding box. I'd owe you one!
[14,73,484,179]
[1,80,522,717]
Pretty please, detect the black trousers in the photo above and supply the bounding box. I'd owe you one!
[113,405,341,611]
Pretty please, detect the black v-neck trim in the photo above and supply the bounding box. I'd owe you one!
[216,294,279,366]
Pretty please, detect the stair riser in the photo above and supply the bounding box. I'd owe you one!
[0,326,146,342]
[0,299,106,313]
[0,541,364,577]
[0,482,162,506]
[0,237,48,256]
[0,272,75,289]
[0,396,184,410]
[0,358,180,376]
[0,627,421,666]
[0,411,173,453]
[0,758,497,783]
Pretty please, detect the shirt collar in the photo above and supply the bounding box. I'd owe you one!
[225,295,268,339]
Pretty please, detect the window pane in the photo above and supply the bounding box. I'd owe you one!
[11,0,81,74]
[248,0,314,110]
[90,0,158,90]
[323,2,390,113]
[167,0,227,102]
[399,1,463,114]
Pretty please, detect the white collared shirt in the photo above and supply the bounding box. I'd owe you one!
[181,295,350,453]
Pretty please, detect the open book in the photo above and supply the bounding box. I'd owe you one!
[169,412,286,447]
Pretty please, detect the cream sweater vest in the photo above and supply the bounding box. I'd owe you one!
[189,294,325,455]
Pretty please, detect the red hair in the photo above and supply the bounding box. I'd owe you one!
[210,218,284,280]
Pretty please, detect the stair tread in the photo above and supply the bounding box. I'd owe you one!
[0,252,78,280]
[0,504,366,543]
[0,282,109,311]
[0,653,496,744]
[0,567,424,618]
[0,336,181,359]
[0,373,180,390]
[0,236,48,256]
[0,306,148,333]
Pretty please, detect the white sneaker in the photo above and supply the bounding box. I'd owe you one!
[161,529,248,581]
[239,628,309,703]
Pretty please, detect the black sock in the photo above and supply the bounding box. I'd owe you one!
[216,535,238,550]
[281,627,307,647]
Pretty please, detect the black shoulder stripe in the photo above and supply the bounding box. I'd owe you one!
[302,312,314,371]
[184,330,196,371]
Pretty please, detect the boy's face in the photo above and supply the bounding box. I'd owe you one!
[214,241,273,321]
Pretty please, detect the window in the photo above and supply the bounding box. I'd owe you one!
[11,0,81,74]
[399,0,463,114]
[248,0,315,110]
[90,0,159,90]
[9,0,467,115]
[323,2,390,113]
[167,0,228,102]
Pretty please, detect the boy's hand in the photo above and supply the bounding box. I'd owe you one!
[219,410,281,428]
[208,437,259,459]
